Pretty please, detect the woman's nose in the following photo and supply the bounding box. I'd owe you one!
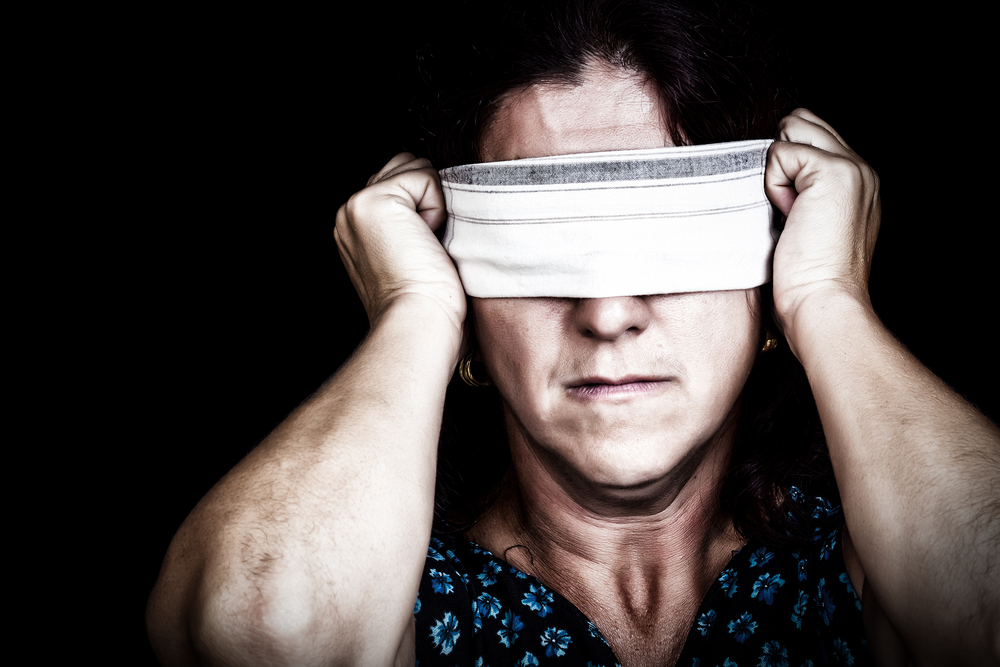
[572,296,652,340]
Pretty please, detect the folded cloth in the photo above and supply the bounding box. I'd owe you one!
[440,139,776,298]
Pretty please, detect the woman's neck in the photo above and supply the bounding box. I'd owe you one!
[465,414,745,667]
[468,437,741,591]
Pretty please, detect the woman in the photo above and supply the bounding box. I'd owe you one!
[147,2,1000,665]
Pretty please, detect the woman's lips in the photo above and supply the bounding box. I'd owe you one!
[565,376,670,400]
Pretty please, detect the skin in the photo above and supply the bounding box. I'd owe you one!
[147,60,1000,667]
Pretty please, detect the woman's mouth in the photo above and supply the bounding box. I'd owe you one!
[566,376,670,400]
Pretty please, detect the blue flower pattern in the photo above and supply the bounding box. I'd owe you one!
[471,599,484,633]
[797,558,808,583]
[540,627,571,657]
[832,638,855,665]
[430,569,454,595]
[522,584,554,617]
[587,621,609,646]
[839,572,863,611]
[430,611,461,655]
[758,640,788,667]
[791,590,808,630]
[719,568,739,598]
[479,561,503,587]
[696,609,716,636]
[816,578,836,626]
[414,493,871,665]
[728,612,759,644]
[749,548,774,568]
[478,592,502,620]
[751,573,785,605]
[811,496,838,520]
[498,610,523,648]
[820,532,837,561]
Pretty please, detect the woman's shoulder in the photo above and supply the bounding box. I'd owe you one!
[678,486,872,666]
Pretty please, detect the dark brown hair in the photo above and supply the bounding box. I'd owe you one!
[411,0,837,548]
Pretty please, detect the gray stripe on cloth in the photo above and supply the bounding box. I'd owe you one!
[439,148,766,186]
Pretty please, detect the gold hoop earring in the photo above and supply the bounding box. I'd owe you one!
[458,353,492,387]
[761,330,778,353]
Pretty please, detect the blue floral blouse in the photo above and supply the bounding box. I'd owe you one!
[414,488,871,666]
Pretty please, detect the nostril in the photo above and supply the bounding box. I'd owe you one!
[574,297,652,340]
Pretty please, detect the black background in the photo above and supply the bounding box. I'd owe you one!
[123,3,996,664]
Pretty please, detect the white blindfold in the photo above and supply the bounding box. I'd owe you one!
[440,139,776,298]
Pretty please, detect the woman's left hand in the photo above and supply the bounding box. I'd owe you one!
[765,108,881,354]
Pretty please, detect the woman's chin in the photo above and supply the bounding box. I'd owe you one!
[522,435,726,515]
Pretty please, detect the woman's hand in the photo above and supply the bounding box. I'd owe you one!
[765,109,880,355]
[335,152,467,333]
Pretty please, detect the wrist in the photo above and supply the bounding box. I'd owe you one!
[372,292,466,360]
[776,283,876,362]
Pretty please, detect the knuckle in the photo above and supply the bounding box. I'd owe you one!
[343,190,369,221]
[779,114,805,132]
[366,156,436,188]
[844,159,878,194]
[830,156,865,185]
[868,169,881,193]
[410,157,433,170]
[335,203,346,228]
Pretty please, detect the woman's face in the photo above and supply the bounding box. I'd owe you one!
[474,62,761,497]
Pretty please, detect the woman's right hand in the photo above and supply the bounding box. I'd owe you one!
[335,153,467,333]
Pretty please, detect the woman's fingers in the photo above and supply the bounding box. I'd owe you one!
[371,161,448,230]
[367,152,422,186]
[778,108,853,156]
[364,154,447,229]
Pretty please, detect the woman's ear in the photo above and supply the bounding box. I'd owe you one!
[457,300,494,387]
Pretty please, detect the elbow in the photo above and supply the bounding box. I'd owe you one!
[148,563,349,667]
[146,567,202,667]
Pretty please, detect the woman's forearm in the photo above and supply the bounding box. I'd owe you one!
[788,289,1000,665]
[147,296,462,666]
